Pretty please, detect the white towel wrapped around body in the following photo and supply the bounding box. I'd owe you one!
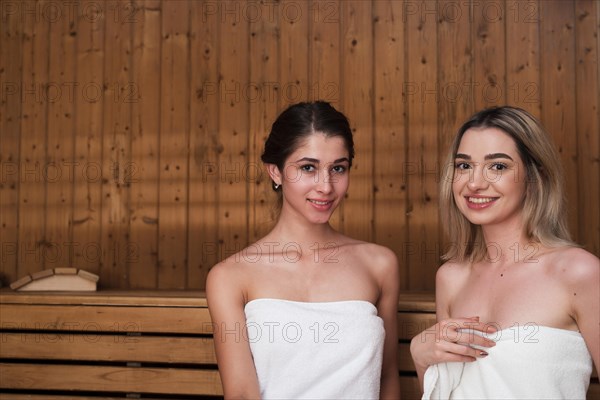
[244,298,384,399]
[423,325,593,399]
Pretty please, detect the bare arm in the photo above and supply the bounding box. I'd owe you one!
[569,251,600,371]
[376,249,401,399]
[206,263,261,399]
[410,262,496,389]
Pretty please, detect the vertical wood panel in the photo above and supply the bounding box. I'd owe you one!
[72,0,104,275]
[217,0,250,262]
[101,0,133,287]
[341,1,373,243]
[310,0,342,230]
[473,0,506,108]
[1,0,598,291]
[309,0,341,106]
[0,1,23,285]
[279,0,309,108]
[188,0,220,287]
[373,0,408,289]
[575,0,599,255]
[45,1,76,270]
[406,0,439,290]
[18,1,49,275]
[506,0,541,117]
[158,0,190,288]
[130,0,160,288]
[248,2,279,244]
[540,0,578,240]
[437,0,474,268]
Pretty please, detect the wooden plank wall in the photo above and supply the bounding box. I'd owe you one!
[1,0,599,291]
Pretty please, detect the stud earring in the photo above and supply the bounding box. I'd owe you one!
[274,183,281,190]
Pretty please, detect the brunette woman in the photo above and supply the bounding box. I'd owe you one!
[207,101,401,399]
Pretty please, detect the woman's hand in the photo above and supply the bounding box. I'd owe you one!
[410,316,497,387]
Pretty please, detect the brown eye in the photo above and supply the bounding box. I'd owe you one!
[300,164,316,172]
[331,165,346,174]
[490,163,507,171]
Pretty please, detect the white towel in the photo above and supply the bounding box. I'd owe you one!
[423,325,593,399]
[244,298,385,399]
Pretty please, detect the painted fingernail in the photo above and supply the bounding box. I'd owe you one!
[479,351,488,357]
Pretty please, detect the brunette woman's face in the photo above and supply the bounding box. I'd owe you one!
[452,127,527,228]
[271,132,350,224]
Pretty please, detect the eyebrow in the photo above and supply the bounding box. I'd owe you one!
[455,153,514,161]
[295,157,350,164]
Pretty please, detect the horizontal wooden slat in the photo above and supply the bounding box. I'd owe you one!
[0,290,434,309]
[397,312,437,341]
[0,333,216,364]
[588,382,600,400]
[398,342,415,372]
[0,396,126,400]
[397,292,436,313]
[0,363,222,395]
[399,376,421,400]
[0,305,213,334]
[0,290,208,307]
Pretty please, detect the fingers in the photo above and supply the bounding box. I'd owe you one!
[464,333,496,349]
[423,341,483,365]
[443,341,490,361]
[440,317,497,341]
[413,317,498,368]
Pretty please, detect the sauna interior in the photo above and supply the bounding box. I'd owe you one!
[0,0,598,398]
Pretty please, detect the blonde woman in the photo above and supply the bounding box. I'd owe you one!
[411,106,599,399]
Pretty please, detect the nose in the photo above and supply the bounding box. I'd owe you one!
[466,164,489,191]
[316,169,333,194]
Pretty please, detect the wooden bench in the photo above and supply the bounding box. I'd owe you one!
[0,291,597,399]
[0,291,221,399]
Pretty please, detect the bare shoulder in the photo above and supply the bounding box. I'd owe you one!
[330,239,399,288]
[207,253,244,282]
[436,259,470,285]
[358,241,397,263]
[206,249,257,304]
[546,246,600,285]
[206,257,236,286]
[435,260,470,318]
[344,240,399,273]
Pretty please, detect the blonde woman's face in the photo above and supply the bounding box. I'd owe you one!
[452,127,527,228]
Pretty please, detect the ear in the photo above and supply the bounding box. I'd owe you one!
[265,163,282,186]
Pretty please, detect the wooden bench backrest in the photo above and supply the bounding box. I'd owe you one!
[0,291,221,397]
[1,291,597,399]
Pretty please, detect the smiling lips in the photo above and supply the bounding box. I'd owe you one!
[465,196,498,209]
[308,199,334,210]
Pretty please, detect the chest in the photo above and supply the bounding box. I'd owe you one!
[246,256,379,303]
[449,265,573,330]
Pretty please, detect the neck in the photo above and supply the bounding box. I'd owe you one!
[480,217,532,265]
[268,206,340,248]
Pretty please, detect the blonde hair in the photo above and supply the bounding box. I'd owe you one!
[440,106,575,262]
